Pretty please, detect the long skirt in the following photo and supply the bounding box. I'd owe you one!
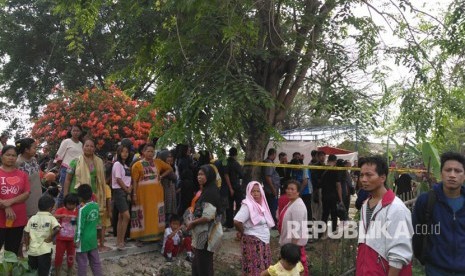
[161,178,177,216]
[241,234,272,276]
[130,181,165,241]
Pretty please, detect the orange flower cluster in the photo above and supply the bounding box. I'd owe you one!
[31,85,157,152]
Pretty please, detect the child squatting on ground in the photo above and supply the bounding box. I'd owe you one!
[75,184,103,276]
[24,195,61,276]
[261,243,304,276]
[161,215,193,262]
[54,193,79,276]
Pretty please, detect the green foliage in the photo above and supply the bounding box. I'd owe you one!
[5,0,450,169]
[412,265,425,276]
[421,142,441,181]
[0,251,35,276]
[47,0,397,155]
[433,119,465,153]
[387,137,423,171]
[382,0,465,147]
[0,0,158,116]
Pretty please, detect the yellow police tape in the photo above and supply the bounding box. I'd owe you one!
[240,161,427,173]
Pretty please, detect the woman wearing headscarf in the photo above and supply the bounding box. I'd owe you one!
[157,149,177,224]
[187,164,222,276]
[234,181,274,276]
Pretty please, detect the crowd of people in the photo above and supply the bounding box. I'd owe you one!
[1,125,465,276]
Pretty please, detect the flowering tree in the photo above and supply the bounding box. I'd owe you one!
[31,85,157,154]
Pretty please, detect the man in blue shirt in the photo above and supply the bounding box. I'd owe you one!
[412,152,465,275]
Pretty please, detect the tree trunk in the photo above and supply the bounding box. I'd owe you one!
[242,129,270,186]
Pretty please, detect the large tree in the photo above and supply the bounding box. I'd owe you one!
[0,0,157,117]
[51,0,443,179]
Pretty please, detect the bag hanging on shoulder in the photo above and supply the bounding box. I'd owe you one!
[207,216,223,253]
[412,190,436,265]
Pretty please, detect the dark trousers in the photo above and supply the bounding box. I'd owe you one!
[342,195,350,220]
[0,226,24,256]
[28,252,52,276]
[301,194,313,222]
[265,193,278,224]
[192,248,214,276]
[322,199,338,233]
[225,187,243,228]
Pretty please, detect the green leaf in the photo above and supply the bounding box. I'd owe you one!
[421,142,441,181]
[3,251,18,263]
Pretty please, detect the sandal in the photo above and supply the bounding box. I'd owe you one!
[98,246,112,252]
[117,243,126,251]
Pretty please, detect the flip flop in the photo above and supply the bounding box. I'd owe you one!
[98,246,112,252]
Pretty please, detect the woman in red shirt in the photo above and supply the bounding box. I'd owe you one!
[0,145,31,256]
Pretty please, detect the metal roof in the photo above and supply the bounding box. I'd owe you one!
[280,125,356,141]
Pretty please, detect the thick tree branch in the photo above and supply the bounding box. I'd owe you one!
[276,0,337,123]
[237,133,246,152]
[86,35,106,89]
[132,77,156,100]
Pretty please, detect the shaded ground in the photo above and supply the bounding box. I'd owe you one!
[97,230,356,276]
[93,194,425,276]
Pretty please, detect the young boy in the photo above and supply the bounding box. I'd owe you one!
[24,195,61,276]
[54,193,79,276]
[75,184,103,276]
[161,215,193,262]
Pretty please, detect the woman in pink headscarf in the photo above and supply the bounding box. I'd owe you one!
[234,181,275,276]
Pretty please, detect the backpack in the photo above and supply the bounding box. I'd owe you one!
[412,190,436,265]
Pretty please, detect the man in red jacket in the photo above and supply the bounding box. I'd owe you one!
[356,156,413,276]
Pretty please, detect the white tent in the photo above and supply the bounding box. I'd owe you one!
[265,125,359,164]
[266,141,317,164]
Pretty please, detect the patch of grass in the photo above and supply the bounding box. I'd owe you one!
[216,264,241,276]
[308,237,357,275]
[159,265,190,276]
[412,261,425,275]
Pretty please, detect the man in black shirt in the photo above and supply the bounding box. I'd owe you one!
[320,154,343,233]
[311,150,326,221]
[214,149,231,227]
[224,147,243,228]
[276,152,291,189]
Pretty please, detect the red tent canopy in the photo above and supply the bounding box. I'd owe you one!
[317,146,353,155]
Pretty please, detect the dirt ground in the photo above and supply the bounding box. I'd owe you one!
[97,229,357,276]
[99,230,271,276]
[96,198,361,276]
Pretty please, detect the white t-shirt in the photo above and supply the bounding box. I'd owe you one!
[24,212,61,256]
[234,204,270,244]
[111,161,131,189]
[54,138,83,167]
[161,227,182,253]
